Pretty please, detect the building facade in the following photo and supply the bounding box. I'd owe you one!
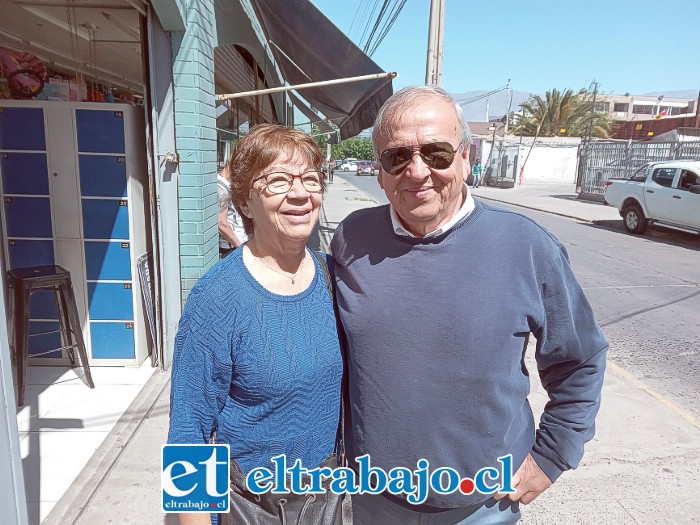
[0,1,393,520]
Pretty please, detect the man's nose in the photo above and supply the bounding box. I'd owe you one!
[404,152,430,179]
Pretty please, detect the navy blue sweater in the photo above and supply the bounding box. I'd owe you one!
[331,200,607,509]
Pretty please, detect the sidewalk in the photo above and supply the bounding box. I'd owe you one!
[472,182,621,223]
[48,178,699,524]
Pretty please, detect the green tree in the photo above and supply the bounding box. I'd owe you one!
[331,137,375,161]
[311,125,330,154]
[511,88,613,139]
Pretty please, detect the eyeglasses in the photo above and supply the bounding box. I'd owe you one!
[379,141,461,175]
[253,170,324,194]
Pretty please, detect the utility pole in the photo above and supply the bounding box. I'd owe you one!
[425,0,445,85]
[503,79,512,136]
[494,79,511,186]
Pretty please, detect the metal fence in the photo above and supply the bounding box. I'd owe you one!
[578,141,700,196]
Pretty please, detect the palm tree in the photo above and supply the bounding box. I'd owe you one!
[511,88,612,138]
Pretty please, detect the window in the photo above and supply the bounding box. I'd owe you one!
[633,105,653,115]
[630,167,648,182]
[595,102,610,112]
[651,168,676,187]
[613,102,629,112]
[678,170,700,190]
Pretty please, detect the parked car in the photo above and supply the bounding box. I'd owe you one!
[356,161,373,175]
[603,160,700,234]
[339,160,358,172]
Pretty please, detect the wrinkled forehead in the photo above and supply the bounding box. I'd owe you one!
[263,149,315,172]
[382,97,461,145]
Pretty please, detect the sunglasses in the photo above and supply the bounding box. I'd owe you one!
[380,141,461,175]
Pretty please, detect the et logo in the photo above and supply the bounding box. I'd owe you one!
[161,444,230,513]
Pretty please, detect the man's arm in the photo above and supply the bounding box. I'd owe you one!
[499,242,608,504]
[218,209,242,248]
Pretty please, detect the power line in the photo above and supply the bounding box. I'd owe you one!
[362,0,391,54]
[456,84,509,106]
[358,0,381,49]
[367,0,407,56]
[348,0,367,40]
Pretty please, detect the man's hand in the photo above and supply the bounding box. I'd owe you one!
[494,454,552,504]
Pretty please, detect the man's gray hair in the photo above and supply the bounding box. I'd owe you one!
[371,85,473,156]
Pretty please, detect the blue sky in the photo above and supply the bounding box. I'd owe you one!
[310,0,700,98]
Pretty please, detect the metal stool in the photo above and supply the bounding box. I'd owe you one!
[7,265,95,406]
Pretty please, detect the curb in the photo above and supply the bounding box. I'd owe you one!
[475,195,614,225]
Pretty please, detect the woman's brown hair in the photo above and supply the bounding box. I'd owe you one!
[227,124,325,236]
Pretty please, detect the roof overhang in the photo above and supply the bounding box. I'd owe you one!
[248,0,394,139]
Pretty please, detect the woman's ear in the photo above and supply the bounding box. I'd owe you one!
[239,200,253,218]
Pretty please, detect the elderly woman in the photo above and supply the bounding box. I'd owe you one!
[168,124,343,525]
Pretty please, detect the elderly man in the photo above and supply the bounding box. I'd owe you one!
[330,86,607,524]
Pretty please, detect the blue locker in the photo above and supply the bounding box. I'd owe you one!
[1,152,50,195]
[84,241,132,280]
[1,102,148,365]
[79,155,128,197]
[28,289,59,320]
[0,107,46,151]
[90,322,135,359]
[76,109,125,154]
[87,282,134,320]
[4,196,52,237]
[81,199,130,239]
[28,321,62,358]
[7,239,54,269]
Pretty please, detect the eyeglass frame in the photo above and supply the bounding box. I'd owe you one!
[252,169,326,195]
[379,141,463,175]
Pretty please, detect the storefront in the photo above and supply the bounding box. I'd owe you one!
[0,1,394,521]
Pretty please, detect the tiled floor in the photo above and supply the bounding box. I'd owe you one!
[15,363,156,524]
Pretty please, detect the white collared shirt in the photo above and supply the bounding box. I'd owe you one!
[389,183,475,238]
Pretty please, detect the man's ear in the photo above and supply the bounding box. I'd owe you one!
[377,168,385,190]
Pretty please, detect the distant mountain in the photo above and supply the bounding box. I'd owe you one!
[641,90,699,100]
[451,90,533,122]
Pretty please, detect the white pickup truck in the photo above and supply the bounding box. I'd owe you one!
[603,160,700,234]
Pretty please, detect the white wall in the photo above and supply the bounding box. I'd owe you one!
[478,138,580,184]
[521,145,579,184]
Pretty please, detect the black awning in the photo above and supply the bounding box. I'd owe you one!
[251,0,394,139]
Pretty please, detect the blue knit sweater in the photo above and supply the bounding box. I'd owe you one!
[167,247,342,475]
[331,200,608,510]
